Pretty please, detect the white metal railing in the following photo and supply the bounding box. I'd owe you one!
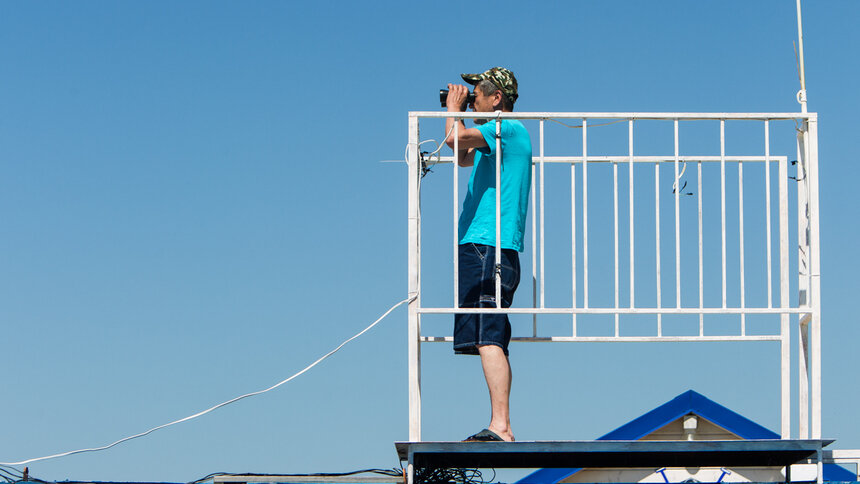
[406,112,821,444]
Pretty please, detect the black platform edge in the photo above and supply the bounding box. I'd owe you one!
[395,439,834,470]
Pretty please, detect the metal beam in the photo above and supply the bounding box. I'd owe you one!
[396,439,833,470]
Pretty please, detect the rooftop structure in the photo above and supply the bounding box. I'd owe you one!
[518,390,858,484]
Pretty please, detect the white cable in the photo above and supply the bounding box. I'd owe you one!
[403,122,458,172]
[548,118,626,129]
[0,295,416,467]
[672,161,688,193]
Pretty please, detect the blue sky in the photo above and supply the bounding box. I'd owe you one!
[1,1,859,482]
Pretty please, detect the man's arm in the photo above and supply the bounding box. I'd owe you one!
[444,84,487,167]
[453,146,475,167]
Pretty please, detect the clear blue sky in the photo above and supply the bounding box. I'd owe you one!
[2,1,859,482]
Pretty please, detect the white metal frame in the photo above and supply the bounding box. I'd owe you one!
[406,111,821,444]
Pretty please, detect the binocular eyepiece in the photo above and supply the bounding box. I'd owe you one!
[440,89,476,108]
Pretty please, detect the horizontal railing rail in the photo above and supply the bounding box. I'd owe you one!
[410,111,816,120]
[431,155,784,164]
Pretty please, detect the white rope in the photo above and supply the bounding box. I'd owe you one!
[0,296,416,467]
[547,118,626,129]
[672,161,689,193]
[404,122,458,174]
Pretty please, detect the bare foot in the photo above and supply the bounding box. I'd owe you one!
[488,426,515,442]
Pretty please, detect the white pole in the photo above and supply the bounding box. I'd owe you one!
[629,120,635,310]
[739,148,746,335]
[532,133,538,335]
[495,115,502,308]
[655,155,662,335]
[571,127,577,335]
[797,132,810,439]
[582,119,589,309]
[779,155,791,438]
[721,121,727,309]
[540,120,546,310]
[674,120,681,309]
[796,0,808,113]
[453,123,460,307]
[794,1,818,434]
[697,160,704,335]
[765,121,773,309]
[614,153,619,334]
[806,117,822,439]
[407,115,422,441]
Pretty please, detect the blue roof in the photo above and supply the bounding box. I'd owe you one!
[517,390,855,483]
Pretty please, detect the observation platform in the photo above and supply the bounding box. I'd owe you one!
[396,439,832,477]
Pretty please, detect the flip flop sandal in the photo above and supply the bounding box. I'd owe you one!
[463,428,504,442]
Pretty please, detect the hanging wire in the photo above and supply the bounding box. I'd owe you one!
[414,467,493,484]
[188,468,404,484]
[547,118,626,129]
[0,296,415,467]
[671,161,694,196]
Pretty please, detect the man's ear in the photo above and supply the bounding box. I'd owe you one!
[493,90,504,110]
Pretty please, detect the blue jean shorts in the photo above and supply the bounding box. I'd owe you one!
[454,243,521,356]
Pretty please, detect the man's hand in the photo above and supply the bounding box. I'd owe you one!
[446,83,470,112]
[445,83,484,166]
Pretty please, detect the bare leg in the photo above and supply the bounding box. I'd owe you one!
[476,344,514,441]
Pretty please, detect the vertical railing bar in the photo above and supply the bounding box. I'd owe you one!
[614,154,619,336]
[540,120,546,310]
[495,116,502,309]
[698,159,704,336]
[571,131,578,335]
[453,122,460,308]
[806,118,822,439]
[531,129,538,336]
[407,114,421,441]
[629,119,635,310]
[655,154,662,335]
[779,152,790,438]
[674,119,681,310]
[799,318,810,439]
[797,131,809,439]
[765,120,773,309]
[721,120,727,309]
[739,132,746,335]
[582,119,589,310]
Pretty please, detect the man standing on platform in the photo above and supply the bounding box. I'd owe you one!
[444,67,532,442]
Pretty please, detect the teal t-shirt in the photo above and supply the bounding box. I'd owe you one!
[458,119,532,252]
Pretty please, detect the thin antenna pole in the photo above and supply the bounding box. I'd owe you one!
[796,0,808,112]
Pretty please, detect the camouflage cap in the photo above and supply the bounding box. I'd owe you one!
[461,67,518,104]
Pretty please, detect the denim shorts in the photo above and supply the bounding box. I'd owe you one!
[454,243,521,356]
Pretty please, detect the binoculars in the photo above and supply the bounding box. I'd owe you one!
[439,89,476,108]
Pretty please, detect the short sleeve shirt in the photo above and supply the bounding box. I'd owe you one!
[458,119,532,252]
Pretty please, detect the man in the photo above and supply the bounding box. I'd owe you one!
[444,67,531,442]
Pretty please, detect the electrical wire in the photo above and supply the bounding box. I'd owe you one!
[188,468,404,484]
[407,117,626,178]
[0,466,51,484]
[0,296,416,467]
[0,466,22,478]
[405,122,458,177]
[0,467,21,484]
[28,481,177,484]
[414,467,492,484]
[547,118,626,129]
[671,161,693,195]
